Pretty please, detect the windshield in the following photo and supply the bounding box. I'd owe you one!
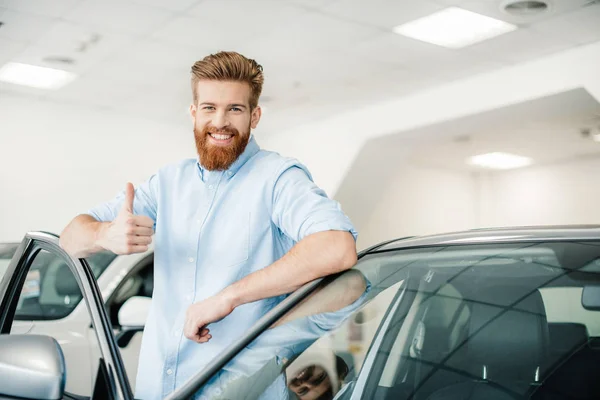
[189,240,600,400]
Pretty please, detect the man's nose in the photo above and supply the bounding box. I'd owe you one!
[212,111,229,129]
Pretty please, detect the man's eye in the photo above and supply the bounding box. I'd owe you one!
[297,387,308,395]
[203,106,215,111]
[230,107,242,112]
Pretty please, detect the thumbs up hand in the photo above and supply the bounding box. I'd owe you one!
[98,182,154,255]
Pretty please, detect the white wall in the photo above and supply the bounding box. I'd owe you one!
[479,156,600,227]
[357,165,477,249]
[359,155,600,248]
[0,94,195,242]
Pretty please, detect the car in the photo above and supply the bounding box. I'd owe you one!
[1,226,600,400]
[0,240,155,395]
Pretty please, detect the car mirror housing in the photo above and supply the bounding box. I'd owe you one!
[0,334,66,400]
[118,295,151,327]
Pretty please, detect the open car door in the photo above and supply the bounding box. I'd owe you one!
[0,232,134,400]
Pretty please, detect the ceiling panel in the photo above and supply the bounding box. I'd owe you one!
[9,21,136,74]
[128,0,201,12]
[0,8,56,42]
[320,0,444,30]
[0,37,27,65]
[0,0,82,18]
[62,0,174,36]
[534,3,600,45]
[467,26,574,64]
[187,0,310,37]
[458,0,592,26]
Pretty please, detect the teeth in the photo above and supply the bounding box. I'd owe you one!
[211,133,232,140]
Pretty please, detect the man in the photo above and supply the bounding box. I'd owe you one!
[59,51,358,399]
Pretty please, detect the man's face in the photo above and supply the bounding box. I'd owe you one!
[288,365,333,400]
[190,80,261,171]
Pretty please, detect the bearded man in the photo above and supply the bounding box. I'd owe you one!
[60,51,358,399]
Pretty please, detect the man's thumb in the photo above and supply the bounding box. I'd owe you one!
[121,182,135,214]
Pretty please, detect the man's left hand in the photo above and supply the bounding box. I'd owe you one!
[184,293,235,343]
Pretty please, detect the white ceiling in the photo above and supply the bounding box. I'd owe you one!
[1,0,599,134]
[406,88,600,170]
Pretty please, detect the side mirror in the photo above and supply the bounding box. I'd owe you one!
[582,286,600,310]
[0,334,66,400]
[116,296,151,348]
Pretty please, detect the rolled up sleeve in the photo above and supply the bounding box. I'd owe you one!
[270,160,357,243]
[86,174,159,225]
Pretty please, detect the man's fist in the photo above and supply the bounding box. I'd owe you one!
[98,182,154,255]
[184,293,235,343]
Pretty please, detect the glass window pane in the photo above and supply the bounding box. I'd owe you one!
[196,240,600,400]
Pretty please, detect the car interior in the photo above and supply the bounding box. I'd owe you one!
[357,244,600,400]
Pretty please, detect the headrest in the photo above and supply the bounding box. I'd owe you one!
[467,287,549,382]
[54,263,81,296]
[548,322,588,353]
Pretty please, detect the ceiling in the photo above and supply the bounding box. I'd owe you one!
[1,0,599,135]
[407,88,600,171]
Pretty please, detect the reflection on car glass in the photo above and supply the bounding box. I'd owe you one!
[194,270,371,400]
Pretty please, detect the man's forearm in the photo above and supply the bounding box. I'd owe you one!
[222,230,358,308]
[59,214,107,258]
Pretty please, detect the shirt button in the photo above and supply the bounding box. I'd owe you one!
[173,330,179,337]
[188,257,194,263]
[208,184,214,189]
[227,171,232,176]
[166,369,173,375]
[197,219,201,224]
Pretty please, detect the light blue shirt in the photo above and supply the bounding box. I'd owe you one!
[86,136,357,399]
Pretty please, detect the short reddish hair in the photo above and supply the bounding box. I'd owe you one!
[191,51,264,109]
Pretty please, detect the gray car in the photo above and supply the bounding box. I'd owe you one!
[1,226,600,399]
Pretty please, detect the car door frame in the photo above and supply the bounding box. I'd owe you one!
[0,231,134,400]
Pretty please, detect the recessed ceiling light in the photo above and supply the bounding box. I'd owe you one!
[468,152,533,169]
[0,62,77,89]
[393,7,517,49]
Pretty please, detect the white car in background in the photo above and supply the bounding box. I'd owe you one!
[0,242,154,395]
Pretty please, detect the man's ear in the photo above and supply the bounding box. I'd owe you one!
[251,105,262,129]
[189,103,197,123]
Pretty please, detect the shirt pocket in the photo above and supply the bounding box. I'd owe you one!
[209,212,250,269]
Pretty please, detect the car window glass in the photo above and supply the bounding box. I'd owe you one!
[10,249,101,397]
[359,242,600,400]
[14,249,116,321]
[192,259,409,400]
[193,241,600,400]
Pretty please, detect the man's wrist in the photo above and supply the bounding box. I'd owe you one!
[220,285,242,310]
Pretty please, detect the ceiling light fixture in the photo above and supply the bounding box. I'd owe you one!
[0,62,77,89]
[468,152,533,169]
[393,7,517,49]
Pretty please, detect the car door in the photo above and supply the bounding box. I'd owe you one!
[0,232,134,400]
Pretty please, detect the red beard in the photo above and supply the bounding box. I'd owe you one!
[194,123,250,171]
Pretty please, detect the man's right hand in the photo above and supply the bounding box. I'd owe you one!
[97,182,154,255]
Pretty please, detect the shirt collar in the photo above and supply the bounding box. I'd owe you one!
[196,134,260,180]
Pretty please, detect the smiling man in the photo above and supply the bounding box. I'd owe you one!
[59,51,358,399]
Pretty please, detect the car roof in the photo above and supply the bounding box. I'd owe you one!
[373,225,600,252]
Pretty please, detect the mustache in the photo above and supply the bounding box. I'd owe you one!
[199,125,239,136]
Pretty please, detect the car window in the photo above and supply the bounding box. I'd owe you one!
[190,241,600,400]
[358,242,600,400]
[13,248,116,320]
[190,264,407,399]
[9,248,103,397]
